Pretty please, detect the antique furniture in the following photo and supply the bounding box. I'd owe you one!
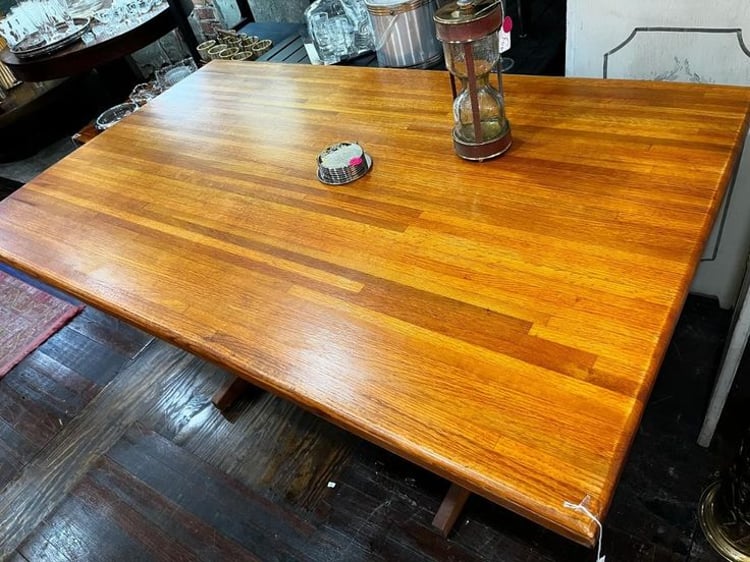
[0,62,747,547]
[0,5,177,82]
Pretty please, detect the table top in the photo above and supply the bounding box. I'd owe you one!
[0,5,173,82]
[0,62,748,545]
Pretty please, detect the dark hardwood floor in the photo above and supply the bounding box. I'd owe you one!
[0,276,742,561]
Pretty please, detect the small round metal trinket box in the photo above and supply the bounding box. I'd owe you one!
[317,142,372,185]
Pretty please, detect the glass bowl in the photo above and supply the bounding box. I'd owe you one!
[95,101,138,131]
[129,81,161,105]
[155,57,197,89]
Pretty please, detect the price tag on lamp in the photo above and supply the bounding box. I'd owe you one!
[500,15,512,53]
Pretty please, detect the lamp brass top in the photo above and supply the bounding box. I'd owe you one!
[434,0,502,43]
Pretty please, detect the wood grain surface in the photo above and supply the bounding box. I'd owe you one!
[0,61,748,545]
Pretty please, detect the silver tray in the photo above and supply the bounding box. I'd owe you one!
[11,18,91,60]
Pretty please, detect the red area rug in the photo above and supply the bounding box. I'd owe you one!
[0,270,83,378]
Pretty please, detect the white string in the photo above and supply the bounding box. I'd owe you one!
[563,495,605,562]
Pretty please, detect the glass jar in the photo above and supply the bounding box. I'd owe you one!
[304,0,375,65]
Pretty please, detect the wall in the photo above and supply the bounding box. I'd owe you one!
[566,0,750,308]
[566,1,750,79]
[246,0,309,23]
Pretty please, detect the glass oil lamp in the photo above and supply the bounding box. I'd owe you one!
[434,0,512,161]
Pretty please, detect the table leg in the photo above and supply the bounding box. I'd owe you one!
[432,483,471,537]
[211,376,253,411]
[166,0,200,63]
[699,257,750,447]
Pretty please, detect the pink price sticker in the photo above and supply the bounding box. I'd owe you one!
[503,16,513,33]
[349,156,363,166]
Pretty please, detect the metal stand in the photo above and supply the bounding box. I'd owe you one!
[699,257,750,447]
[700,429,750,560]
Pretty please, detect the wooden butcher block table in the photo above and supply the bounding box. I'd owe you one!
[0,61,748,546]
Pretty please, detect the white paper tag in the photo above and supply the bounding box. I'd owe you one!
[500,30,511,53]
[499,16,512,53]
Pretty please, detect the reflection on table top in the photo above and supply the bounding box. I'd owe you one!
[0,62,748,546]
[0,4,172,81]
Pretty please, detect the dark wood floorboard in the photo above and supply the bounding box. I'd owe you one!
[20,492,157,561]
[85,456,258,561]
[0,318,123,488]
[36,325,136,387]
[66,307,152,358]
[173,392,356,511]
[0,417,37,486]
[8,353,95,417]
[107,428,317,560]
[0,340,193,558]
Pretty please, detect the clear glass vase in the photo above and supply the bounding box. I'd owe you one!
[304,0,374,65]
